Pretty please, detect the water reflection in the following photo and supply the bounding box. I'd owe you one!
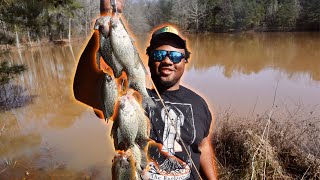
[182,32,320,116]
[187,32,320,81]
[6,45,82,127]
[0,112,41,157]
[0,84,34,111]
[0,43,115,173]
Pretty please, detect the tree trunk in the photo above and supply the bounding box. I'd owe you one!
[68,18,71,42]
[15,30,20,49]
[27,31,32,47]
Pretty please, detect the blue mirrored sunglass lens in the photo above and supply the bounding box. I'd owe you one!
[152,50,184,63]
[169,51,184,63]
[153,50,167,61]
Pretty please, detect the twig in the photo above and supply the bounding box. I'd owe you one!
[251,81,279,180]
[0,124,5,136]
[250,96,259,117]
[48,174,55,180]
[301,165,310,180]
[251,146,259,180]
[3,0,9,5]
[0,167,7,175]
[262,81,279,180]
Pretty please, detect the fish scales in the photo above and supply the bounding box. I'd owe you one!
[112,151,138,180]
[111,94,149,179]
[128,94,149,149]
[110,16,155,108]
[94,16,123,78]
[131,144,142,174]
[101,73,118,121]
[112,95,139,151]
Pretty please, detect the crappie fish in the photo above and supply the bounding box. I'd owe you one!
[112,151,137,180]
[131,143,142,174]
[130,144,149,180]
[127,94,149,149]
[127,60,156,109]
[102,73,118,122]
[111,95,139,151]
[128,144,149,180]
[110,15,155,108]
[94,16,123,77]
[140,148,148,173]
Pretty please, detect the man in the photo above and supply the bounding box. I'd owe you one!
[144,26,217,180]
[72,3,217,179]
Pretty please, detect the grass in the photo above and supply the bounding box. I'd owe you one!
[211,104,320,179]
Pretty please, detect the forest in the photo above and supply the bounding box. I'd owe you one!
[0,0,319,44]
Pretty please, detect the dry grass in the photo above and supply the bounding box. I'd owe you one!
[212,105,320,179]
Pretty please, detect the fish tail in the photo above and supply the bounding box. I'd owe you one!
[103,108,111,122]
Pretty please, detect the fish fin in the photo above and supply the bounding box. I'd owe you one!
[102,104,110,122]
[94,18,100,30]
[133,46,148,75]
[142,97,156,109]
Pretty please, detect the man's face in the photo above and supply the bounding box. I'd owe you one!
[149,45,186,90]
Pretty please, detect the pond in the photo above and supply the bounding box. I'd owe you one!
[0,32,319,178]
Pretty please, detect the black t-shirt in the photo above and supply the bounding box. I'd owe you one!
[146,86,212,180]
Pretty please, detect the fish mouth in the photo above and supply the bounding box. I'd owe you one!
[105,74,113,82]
[119,96,130,109]
[111,16,120,28]
[119,101,126,109]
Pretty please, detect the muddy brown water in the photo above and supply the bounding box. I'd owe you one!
[0,32,319,178]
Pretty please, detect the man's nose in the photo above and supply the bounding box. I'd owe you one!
[161,56,173,65]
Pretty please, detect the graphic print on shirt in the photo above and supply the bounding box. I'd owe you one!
[147,99,196,180]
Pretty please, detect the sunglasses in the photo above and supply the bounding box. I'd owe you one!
[151,50,185,63]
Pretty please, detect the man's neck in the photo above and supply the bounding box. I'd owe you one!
[156,83,180,93]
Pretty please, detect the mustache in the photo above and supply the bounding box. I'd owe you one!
[158,64,176,72]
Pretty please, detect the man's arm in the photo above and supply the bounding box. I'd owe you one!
[73,31,104,112]
[199,136,218,180]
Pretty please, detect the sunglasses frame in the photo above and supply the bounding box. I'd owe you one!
[151,50,185,64]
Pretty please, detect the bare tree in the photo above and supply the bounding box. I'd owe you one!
[186,0,208,32]
[170,0,189,30]
[123,0,151,35]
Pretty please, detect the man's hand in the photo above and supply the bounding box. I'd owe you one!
[199,136,218,180]
[100,0,125,14]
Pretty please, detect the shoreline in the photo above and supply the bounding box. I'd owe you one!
[0,37,87,53]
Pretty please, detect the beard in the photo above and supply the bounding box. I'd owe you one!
[152,74,179,91]
[160,79,176,88]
